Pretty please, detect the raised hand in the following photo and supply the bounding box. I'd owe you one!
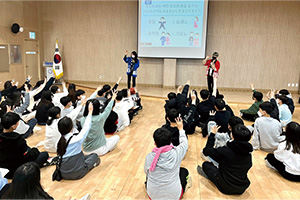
[6,105,12,112]
[81,98,87,106]
[270,89,275,98]
[249,83,254,90]
[117,76,122,84]
[24,84,29,92]
[88,102,93,115]
[175,117,183,131]
[209,110,216,116]
[96,85,102,91]
[27,75,32,81]
[111,90,118,100]
[210,125,221,134]
[191,90,196,100]
[177,85,183,93]
[266,91,271,100]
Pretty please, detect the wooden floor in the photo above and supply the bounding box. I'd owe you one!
[25,89,300,200]
[71,82,300,105]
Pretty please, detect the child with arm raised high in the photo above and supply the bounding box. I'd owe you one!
[82,91,120,156]
[44,98,87,153]
[144,117,191,200]
[240,83,264,122]
[57,102,100,180]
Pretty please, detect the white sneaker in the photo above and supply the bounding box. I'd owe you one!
[33,126,42,131]
[78,194,91,200]
[201,151,210,162]
[265,159,276,170]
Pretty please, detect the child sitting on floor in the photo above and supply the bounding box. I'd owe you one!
[0,112,49,179]
[240,83,263,122]
[251,102,283,152]
[265,122,300,182]
[197,124,253,195]
[144,117,191,200]
[57,102,100,180]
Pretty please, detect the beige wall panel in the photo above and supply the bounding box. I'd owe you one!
[0,1,40,86]
[41,1,300,91]
[0,2,24,28]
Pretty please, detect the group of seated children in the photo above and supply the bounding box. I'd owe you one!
[0,74,298,199]
[145,76,299,199]
[0,75,143,190]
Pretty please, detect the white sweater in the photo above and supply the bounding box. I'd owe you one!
[275,141,300,175]
[27,82,46,112]
[113,97,134,131]
[52,86,68,109]
[43,105,83,153]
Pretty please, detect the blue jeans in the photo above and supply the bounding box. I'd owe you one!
[22,118,37,139]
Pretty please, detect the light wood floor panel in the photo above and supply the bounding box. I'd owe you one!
[23,91,300,200]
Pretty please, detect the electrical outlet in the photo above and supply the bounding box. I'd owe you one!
[288,83,291,87]
[296,83,299,87]
[292,83,295,87]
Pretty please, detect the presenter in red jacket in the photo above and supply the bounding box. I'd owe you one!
[203,52,220,95]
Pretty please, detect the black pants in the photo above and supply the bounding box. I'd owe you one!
[207,75,220,97]
[127,74,136,89]
[241,113,256,122]
[128,107,140,121]
[266,153,300,182]
[202,161,246,195]
[207,75,214,95]
[4,150,49,179]
[179,167,189,193]
[34,152,49,167]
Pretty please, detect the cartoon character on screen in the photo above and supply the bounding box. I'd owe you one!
[160,32,166,46]
[189,32,194,46]
[166,33,171,46]
[194,16,199,28]
[194,33,199,46]
[159,17,166,30]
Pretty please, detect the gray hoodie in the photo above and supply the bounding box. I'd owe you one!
[144,130,188,200]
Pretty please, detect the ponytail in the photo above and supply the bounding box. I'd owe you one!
[46,118,54,126]
[57,116,73,157]
[47,107,61,126]
[57,136,67,156]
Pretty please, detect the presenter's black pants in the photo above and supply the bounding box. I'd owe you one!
[207,75,213,95]
[207,75,220,98]
[127,74,136,89]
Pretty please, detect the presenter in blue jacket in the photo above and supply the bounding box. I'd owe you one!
[123,50,140,89]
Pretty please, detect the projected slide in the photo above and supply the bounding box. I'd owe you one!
[138,0,208,59]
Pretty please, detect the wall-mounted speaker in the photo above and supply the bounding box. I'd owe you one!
[11,23,23,34]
